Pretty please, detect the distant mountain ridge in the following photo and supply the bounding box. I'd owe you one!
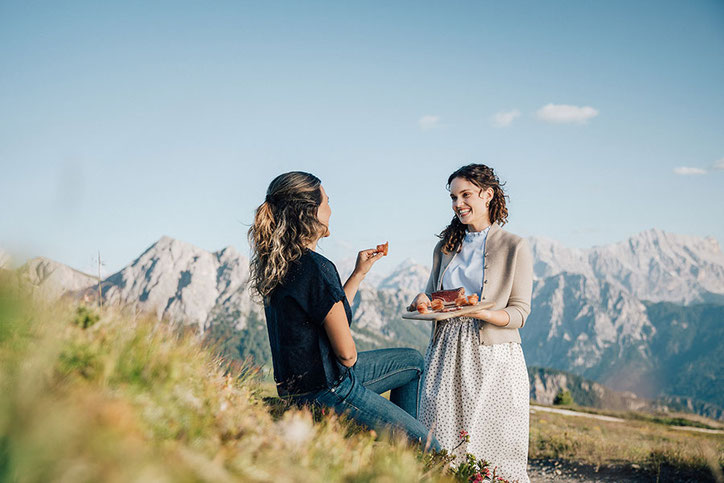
[18,257,99,301]
[530,229,724,304]
[11,228,724,418]
[99,236,261,333]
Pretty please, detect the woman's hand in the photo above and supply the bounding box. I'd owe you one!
[469,308,511,327]
[408,292,431,312]
[344,248,385,304]
[352,248,384,279]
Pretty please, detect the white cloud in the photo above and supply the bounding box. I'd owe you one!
[710,158,724,171]
[673,167,707,176]
[491,109,520,127]
[536,103,599,124]
[418,115,440,130]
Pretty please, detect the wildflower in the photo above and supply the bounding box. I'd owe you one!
[369,430,377,438]
[470,472,484,482]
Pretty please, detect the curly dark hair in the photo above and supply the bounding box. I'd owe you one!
[438,164,509,254]
[248,171,327,298]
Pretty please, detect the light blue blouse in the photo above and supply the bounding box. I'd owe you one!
[441,225,490,296]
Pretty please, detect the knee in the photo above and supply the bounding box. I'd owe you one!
[401,348,424,372]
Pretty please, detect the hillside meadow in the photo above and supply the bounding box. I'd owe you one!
[0,283,513,482]
[1,282,722,482]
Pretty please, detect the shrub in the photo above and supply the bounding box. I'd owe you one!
[553,389,574,406]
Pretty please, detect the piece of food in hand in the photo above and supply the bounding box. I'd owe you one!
[416,303,430,314]
[374,242,389,256]
[431,287,466,303]
[467,294,479,305]
[430,299,444,311]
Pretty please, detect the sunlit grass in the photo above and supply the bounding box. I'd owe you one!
[529,406,724,479]
[2,280,722,482]
[0,284,457,482]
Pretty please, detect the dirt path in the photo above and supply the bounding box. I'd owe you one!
[530,404,724,434]
[527,458,716,482]
[528,458,652,482]
[530,405,624,423]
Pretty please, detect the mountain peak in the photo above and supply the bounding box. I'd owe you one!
[17,256,97,299]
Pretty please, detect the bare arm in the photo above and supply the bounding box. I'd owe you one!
[343,248,384,302]
[323,300,357,367]
[468,308,511,326]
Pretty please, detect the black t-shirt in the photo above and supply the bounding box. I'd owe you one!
[264,250,353,396]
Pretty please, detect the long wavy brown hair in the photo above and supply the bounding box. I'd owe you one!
[248,171,328,298]
[438,164,509,254]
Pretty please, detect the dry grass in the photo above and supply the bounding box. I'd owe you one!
[0,287,456,483]
[3,283,722,482]
[529,405,724,479]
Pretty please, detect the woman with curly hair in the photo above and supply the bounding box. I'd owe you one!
[249,171,439,450]
[409,164,533,481]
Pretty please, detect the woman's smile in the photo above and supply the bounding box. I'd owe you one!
[456,208,472,219]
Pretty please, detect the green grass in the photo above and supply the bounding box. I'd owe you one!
[2,282,722,482]
[0,284,503,483]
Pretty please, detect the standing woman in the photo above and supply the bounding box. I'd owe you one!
[249,171,440,450]
[410,164,533,482]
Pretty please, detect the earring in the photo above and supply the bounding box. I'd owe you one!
[486,201,490,208]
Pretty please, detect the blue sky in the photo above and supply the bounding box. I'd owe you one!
[1,1,723,276]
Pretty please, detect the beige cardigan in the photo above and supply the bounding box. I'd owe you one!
[424,222,533,345]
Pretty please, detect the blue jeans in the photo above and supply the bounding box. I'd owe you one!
[294,348,441,451]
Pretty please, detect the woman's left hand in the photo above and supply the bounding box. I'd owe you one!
[469,309,491,322]
[352,248,384,279]
[469,308,511,327]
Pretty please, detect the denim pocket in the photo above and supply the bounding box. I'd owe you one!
[324,372,355,403]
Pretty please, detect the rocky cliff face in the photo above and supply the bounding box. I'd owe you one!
[528,366,651,411]
[99,236,261,333]
[529,229,724,304]
[17,257,99,301]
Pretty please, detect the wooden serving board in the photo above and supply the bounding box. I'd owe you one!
[401,301,494,321]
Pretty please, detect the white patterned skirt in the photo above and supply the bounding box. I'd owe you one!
[420,317,530,483]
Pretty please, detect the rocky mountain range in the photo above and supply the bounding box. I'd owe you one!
[530,229,724,304]
[7,228,724,418]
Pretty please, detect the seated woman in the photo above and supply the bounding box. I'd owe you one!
[248,171,439,450]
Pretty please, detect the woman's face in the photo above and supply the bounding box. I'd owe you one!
[317,185,331,237]
[449,177,493,230]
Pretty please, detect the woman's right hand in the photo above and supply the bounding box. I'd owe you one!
[408,292,431,312]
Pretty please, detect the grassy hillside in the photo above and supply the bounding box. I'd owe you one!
[0,285,517,482]
[2,284,722,482]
